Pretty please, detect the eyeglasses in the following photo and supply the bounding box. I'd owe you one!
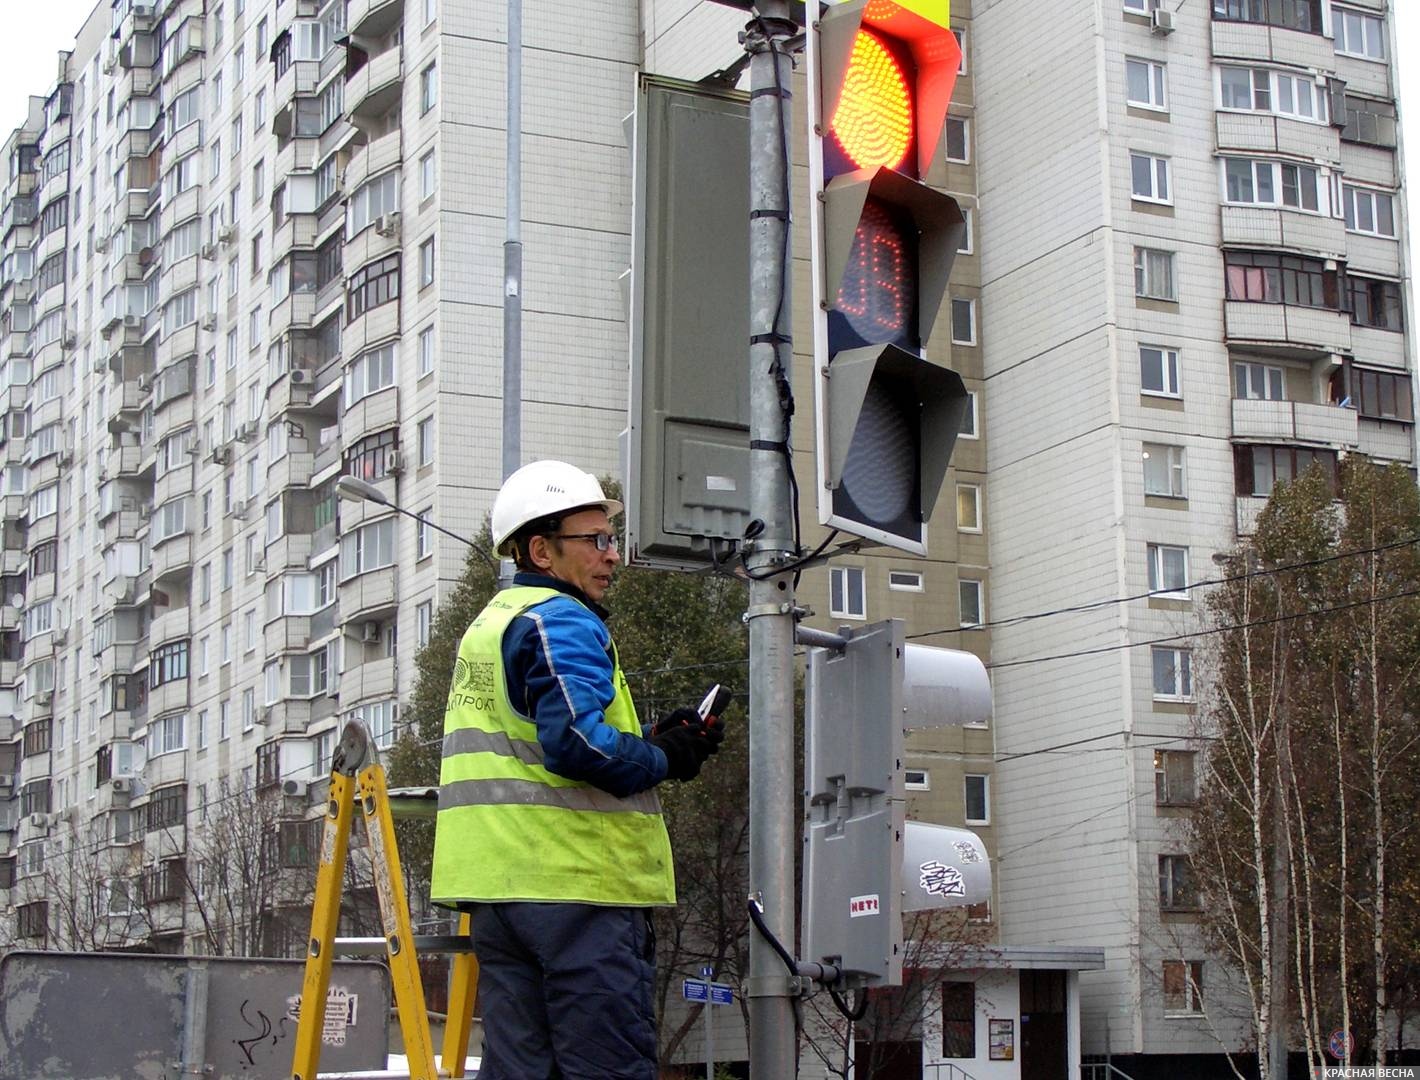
[553,532,619,552]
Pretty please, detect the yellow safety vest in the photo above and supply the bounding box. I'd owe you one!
[430,586,676,906]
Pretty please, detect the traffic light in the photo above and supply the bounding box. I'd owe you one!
[801,619,992,987]
[808,0,969,554]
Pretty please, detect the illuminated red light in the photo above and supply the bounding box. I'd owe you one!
[836,200,910,343]
[831,30,913,173]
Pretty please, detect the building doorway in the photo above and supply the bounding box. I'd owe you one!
[1020,970,1068,1080]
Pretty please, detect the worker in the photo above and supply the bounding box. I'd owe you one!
[431,459,721,1080]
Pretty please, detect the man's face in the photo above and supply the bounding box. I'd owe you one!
[535,508,620,602]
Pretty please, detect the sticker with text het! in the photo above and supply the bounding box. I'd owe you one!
[849,894,881,918]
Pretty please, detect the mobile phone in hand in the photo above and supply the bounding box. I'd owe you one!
[697,684,731,727]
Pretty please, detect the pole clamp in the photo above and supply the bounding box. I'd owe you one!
[744,974,808,999]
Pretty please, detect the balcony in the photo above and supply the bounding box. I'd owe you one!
[268,450,315,492]
[342,387,399,445]
[273,60,320,139]
[1346,233,1402,280]
[261,698,314,735]
[151,534,194,584]
[1224,301,1351,357]
[1231,398,1358,448]
[338,655,395,708]
[267,370,316,415]
[273,212,318,261]
[147,678,190,723]
[270,291,316,337]
[265,615,314,655]
[102,510,145,547]
[347,128,402,192]
[1210,18,1334,71]
[266,531,315,573]
[115,64,157,105]
[149,606,190,646]
[1215,112,1339,165]
[1357,421,1414,465]
[349,0,405,37]
[338,565,398,622]
[346,49,403,132]
[1219,206,1345,259]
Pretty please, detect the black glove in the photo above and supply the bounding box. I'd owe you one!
[651,724,713,782]
[650,707,700,737]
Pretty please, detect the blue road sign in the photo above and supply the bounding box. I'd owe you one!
[709,984,733,1005]
[682,979,708,1002]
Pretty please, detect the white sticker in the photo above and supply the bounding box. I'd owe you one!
[849,894,881,918]
[705,475,737,492]
[919,860,966,897]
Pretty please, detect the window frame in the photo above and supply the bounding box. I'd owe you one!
[1130,151,1172,205]
[959,578,984,628]
[828,565,866,621]
[963,773,990,825]
[1125,57,1168,111]
[1139,344,1182,398]
[1146,543,1190,598]
[1163,960,1205,1016]
[1134,246,1177,301]
[1152,645,1194,701]
[1143,443,1187,499]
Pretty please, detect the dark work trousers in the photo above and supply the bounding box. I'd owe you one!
[468,901,658,1080]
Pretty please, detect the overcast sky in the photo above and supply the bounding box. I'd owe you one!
[0,3,1416,320]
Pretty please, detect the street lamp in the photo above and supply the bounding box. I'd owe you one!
[335,476,493,565]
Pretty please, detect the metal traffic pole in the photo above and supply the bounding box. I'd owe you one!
[742,3,799,1076]
[499,0,523,589]
[704,965,715,1079]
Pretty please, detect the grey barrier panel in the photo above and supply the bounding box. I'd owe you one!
[0,950,390,1079]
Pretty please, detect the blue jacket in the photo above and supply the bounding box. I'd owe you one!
[501,572,668,797]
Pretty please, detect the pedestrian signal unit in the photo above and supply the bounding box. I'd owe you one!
[808,0,971,554]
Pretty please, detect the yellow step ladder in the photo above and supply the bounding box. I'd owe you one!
[290,719,480,1080]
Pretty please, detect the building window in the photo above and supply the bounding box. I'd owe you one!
[950,297,976,345]
[829,566,866,620]
[420,149,436,199]
[346,255,401,322]
[1211,0,1320,34]
[944,116,969,163]
[964,774,989,825]
[1134,247,1176,300]
[1350,367,1413,423]
[417,509,433,559]
[416,601,433,648]
[960,390,978,439]
[418,326,435,376]
[344,344,397,406]
[1125,57,1167,110]
[1234,444,1338,496]
[1139,345,1181,398]
[888,570,924,592]
[343,429,400,481]
[420,62,438,113]
[150,713,186,756]
[1159,854,1199,910]
[1222,157,1321,212]
[1143,444,1186,498]
[146,784,187,832]
[340,518,397,579]
[417,417,434,465]
[1233,361,1285,401]
[942,982,975,1058]
[1347,277,1403,331]
[1340,94,1398,149]
[1123,0,1148,10]
[1224,251,1340,310]
[1342,186,1396,238]
[1152,646,1194,701]
[1218,66,1325,122]
[1163,960,1205,1015]
[419,237,435,288]
[1147,544,1188,597]
[1130,152,1171,204]
[956,484,981,532]
[1155,749,1197,805]
[149,641,190,689]
[1333,6,1385,60]
[905,768,930,790]
[959,579,983,627]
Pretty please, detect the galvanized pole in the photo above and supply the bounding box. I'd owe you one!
[499,0,523,589]
[743,5,798,1076]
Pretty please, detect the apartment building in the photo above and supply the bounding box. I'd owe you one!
[0,0,640,953]
[968,0,1412,1076]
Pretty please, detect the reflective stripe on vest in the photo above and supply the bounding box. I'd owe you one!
[429,585,675,907]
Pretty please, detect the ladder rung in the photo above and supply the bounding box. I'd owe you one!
[334,935,476,955]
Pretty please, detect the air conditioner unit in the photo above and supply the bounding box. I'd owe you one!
[111,776,133,794]
[200,314,216,330]
[94,235,109,253]
[132,2,155,16]
[210,445,232,465]
[102,56,116,75]
[122,314,140,328]
[35,691,53,707]
[61,331,77,348]
[253,552,266,571]
[374,212,401,238]
[52,628,68,646]
[27,813,50,830]
[1151,7,1175,33]
[0,773,13,789]
[282,778,309,798]
[385,450,403,475]
[200,242,217,260]
[235,420,258,442]
[232,497,251,519]
[257,707,272,725]
[92,356,108,374]
[217,225,236,244]
[57,450,72,467]
[361,621,381,643]
[289,368,313,385]
[136,373,152,392]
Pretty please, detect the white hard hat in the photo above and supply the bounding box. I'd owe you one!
[491,460,624,556]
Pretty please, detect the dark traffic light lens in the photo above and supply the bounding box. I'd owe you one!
[839,380,917,527]
[833,198,919,352]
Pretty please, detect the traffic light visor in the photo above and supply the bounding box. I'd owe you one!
[818,0,960,182]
